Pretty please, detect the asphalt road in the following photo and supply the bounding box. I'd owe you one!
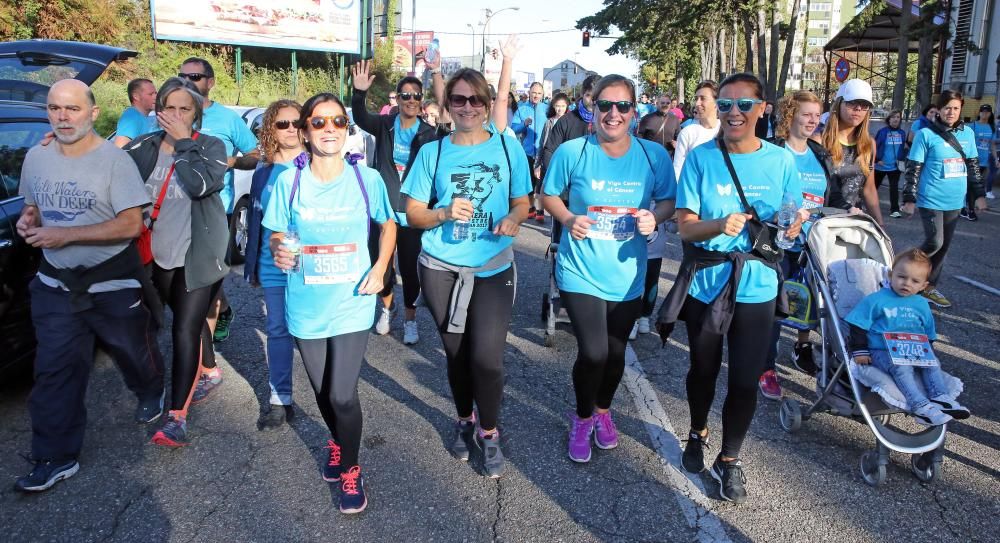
[1,187,998,543]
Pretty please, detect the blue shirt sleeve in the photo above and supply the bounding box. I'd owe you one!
[646,142,678,201]
[116,108,147,139]
[261,169,293,233]
[232,115,259,154]
[960,128,979,159]
[400,141,436,203]
[844,292,876,330]
[676,148,704,215]
[908,129,928,163]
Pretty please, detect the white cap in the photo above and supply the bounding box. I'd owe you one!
[835,79,873,105]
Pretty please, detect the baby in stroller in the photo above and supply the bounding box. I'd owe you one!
[845,248,971,426]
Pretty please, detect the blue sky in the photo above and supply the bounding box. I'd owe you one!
[402,0,640,83]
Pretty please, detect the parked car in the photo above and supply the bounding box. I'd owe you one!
[0,40,137,376]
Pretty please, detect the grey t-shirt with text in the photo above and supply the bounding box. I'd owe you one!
[19,139,150,292]
[146,149,192,269]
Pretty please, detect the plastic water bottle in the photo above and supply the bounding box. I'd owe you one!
[775,197,798,250]
[282,225,301,274]
[452,192,470,241]
[425,39,440,64]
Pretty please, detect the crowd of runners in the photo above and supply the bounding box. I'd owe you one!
[13,37,994,513]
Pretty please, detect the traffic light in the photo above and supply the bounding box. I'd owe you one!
[582,31,591,47]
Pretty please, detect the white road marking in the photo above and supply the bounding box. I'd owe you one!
[954,275,1000,297]
[623,345,732,543]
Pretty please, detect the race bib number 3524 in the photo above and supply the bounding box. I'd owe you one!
[302,243,362,285]
[586,206,638,241]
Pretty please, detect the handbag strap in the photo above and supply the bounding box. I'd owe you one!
[150,132,200,228]
[348,155,372,237]
[717,137,758,219]
[286,152,371,236]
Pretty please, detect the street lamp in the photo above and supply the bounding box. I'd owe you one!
[467,23,476,68]
[481,7,519,71]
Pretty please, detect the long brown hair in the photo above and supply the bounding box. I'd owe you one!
[258,99,302,162]
[822,96,874,175]
[775,90,821,140]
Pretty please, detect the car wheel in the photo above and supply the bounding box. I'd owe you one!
[229,197,250,266]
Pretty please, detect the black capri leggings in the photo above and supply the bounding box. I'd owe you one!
[295,330,369,468]
[151,266,220,410]
[421,265,515,431]
[917,207,960,286]
[682,296,776,459]
[561,291,643,419]
[369,223,423,308]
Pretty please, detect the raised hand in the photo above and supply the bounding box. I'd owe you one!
[499,34,521,60]
[352,60,376,92]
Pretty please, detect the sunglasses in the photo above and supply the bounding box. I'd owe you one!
[844,100,872,112]
[595,100,634,114]
[448,94,487,108]
[716,98,763,113]
[307,115,349,130]
[397,92,420,102]
[274,120,297,130]
[178,72,208,82]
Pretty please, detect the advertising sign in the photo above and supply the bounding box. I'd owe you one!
[151,0,361,54]
[390,31,434,73]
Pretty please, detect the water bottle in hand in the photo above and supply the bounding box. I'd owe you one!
[451,192,470,241]
[425,39,440,64]
[775,197,798,250]
[281,225,301,274]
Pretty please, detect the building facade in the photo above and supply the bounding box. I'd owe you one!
[940,0,999,116]
[542,60,598,97]
[787,0,858,91]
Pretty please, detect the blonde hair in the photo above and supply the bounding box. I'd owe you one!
[775,90,822,140]
[822,96,874,176]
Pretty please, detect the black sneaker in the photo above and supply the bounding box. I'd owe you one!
[213,306,234,342]
[257,404,293,431]
[967,209,979,222]
[322,439,342,482]
[682,431,709,473]
[710,457,748,504]
[960,208,972,221]
[135,389,165,424]
[792,341,818,374]
[478,431,505,478]
[14,459,80,492]
[451,420,475,461]
[339,466,367,514]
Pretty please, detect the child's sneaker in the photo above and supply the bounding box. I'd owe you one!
[930,397,970,420]
[912,403,952,426]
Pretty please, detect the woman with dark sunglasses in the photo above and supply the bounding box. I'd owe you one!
[244,99,305,430]
[351,60,439,346]
[263,93,396,514]
[403,68,532,479]
[124,78,229,447]
[543,75,676,465]
[656,73,803,504]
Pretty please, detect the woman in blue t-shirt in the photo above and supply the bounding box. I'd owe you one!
[902,90,986,309]
[874,110,907,217]
[657,73,803,504]
[542,75,676,465]
[760,90,830,400]
[244,99,304,430]
[264,93,397,514]
[971,104,996,202]
[403,68,532,479]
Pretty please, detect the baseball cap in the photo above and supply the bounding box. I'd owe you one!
[835,79,874,106]
[980,104,993,112]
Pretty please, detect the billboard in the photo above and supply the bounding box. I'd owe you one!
[151,0,362,54]
[388,32,434,73]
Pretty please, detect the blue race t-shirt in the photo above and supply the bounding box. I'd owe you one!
[875,128,905,171]
[262,161,394,339]
[845,287,937,351]
[677,140,802,303]
[257,159,294,289]
[907,125,978,210]
[786,143,828,248]
[511,101,548,156]
[116,107,154,140]
[402,133,532,276]
[393,116,418,169]
[972,122,994,164]
[200,102,259,213]
[543,135,677,301]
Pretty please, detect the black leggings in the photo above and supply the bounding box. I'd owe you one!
[369,223,423,308]
[421,265,515,431]
[295,331,369,468]
[561,291,642,418]
[874,169,901,213]
[917,207,960,286]
[682,297,776,458]
[151,266,220,410]
[642,258,663,317]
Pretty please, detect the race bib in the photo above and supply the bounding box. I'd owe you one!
[883,332,939,367]
[587,206,637,241]
[942,158,966,179]
[802,192,825,210]
[395,163,405,173]
[302,244,362,285]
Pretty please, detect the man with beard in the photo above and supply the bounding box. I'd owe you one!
[15,79,164,492]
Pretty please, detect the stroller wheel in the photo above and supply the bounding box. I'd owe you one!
[910,453,941,483]
[541,294,550,322]
[779,398,802,433]
[860,451,886,486]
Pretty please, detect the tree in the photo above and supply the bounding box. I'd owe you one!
[891,0,913,110]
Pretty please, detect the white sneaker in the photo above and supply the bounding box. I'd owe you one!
[375,306,394,335]
[403,320,419,345]
[629,321,638,340]
[987,191,996,200]
[637,317,650,334]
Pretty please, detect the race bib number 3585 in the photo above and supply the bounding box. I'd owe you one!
[586,206,638,241]
[302,243,361,285]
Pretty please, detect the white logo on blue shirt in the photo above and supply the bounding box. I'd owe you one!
[591,180,606,191]
[716,184,732,196]
[884,307,898,319]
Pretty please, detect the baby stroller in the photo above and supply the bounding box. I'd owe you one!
[541,220,572,346]
[778,210,962,486]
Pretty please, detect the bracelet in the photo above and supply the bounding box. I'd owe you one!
[431,68,441,75]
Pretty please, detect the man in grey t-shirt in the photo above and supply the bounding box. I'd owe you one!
[13,79,165,493]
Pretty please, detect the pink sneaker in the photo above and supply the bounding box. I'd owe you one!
[593,411,619,450]
[567,414,594,463]
[758,369,782,400]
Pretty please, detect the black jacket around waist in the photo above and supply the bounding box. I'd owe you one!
[39,243,145,312]
[657,242,787,340]
[351,89,440,213]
